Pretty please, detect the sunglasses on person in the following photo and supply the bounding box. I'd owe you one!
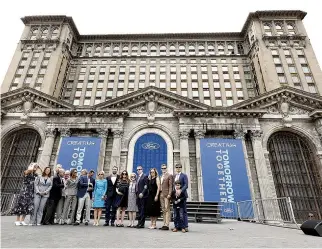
[175,166,182,169]
[137,168,142,171]
[122,172,128,175]
[98,173,104,176]
[161,167,167,170]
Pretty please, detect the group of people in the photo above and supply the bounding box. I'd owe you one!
[12,162,189,233]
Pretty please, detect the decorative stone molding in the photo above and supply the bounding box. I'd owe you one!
[233,129,246,139]
[45,127,57,138]
[113,130,124,138]
[97,129,108,138]
[59,128,71,137]
[250,130,263,141]
[194,130,205,139]
[179,130,190,140]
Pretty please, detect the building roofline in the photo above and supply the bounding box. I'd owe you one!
[241,10,307,34]
[21,10,307,40]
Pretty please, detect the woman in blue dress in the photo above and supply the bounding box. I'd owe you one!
[92,171,107,226]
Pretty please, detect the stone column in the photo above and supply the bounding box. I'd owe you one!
[233,129,256,202]
[110,129,123,173]
[97,129,108,173]
[194,130,205,201]
[250,130,281,222]
[179,130,191,201]
[38,127,57,168]
[314,118,322,177]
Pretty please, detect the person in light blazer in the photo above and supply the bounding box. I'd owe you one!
[30,166,52,226]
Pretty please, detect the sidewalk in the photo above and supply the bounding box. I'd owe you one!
[1,217,321,248]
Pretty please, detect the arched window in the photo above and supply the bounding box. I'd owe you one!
[275,22,284,35]
[113,45,120,56]
[51,27,59,39]
[160,45,167,56]
[268,131,322,221]
[103,45,110,56]
[94,46,101,56]
[140,45,147,56]
[41,28,48,39]
[30,27,39,40]
[169,45,176,55]
[131,45,138,56]
[150,45,157,56]
[263,22,272,36]
[188,45,195,55]
[287,23,296,35]
[122,45,128,55]
[208,44,215,55]
[1,129,41,195]
[179,45,186,55]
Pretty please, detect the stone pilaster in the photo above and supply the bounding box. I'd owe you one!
[179,130,191,200]
[110,129,123,173]
[250,129,281,222]
[194,129,205,201]
[38,127,57,168]
[97,129,108,173]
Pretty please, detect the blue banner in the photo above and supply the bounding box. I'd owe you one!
[57,137,102,176]
[200,138,253,218]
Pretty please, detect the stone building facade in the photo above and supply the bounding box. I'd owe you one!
[1,10,322,221]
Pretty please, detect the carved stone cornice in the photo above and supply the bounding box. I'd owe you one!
[179,130,190,140]
[194,130,205,139]
[250,130,263,141]
[43,108,129,117]
[97,129,108,138]
[113,130,123,138]
[233,129,246,139]
[59,128,71,137]
[45,127,57,138]
[174,109,267,118]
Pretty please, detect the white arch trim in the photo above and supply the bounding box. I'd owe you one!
[262,124,321,152]
[127,128,174,175]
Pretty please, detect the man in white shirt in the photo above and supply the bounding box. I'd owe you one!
[103,166,120,226]
[159,164,173,230]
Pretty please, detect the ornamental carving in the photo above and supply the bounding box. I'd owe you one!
[59,128,71,137]
[250,130,263,140]
[45,127,57,137]
[179,130,190,140]
[97,129,108,138]
[130,105,146,114]
[113,130,123,138]
[156,105,172,114]
[288,106,310,115]
[194,130,205,139]
[233,129,246,139]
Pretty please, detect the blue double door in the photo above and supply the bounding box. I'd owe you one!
[133,133,167,176]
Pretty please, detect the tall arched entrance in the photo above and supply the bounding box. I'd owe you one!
[268,131,322,222]
[132,133,167,174]
[1,129,41,194]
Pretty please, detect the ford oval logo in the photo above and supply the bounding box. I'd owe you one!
[142,142,160,150]
[224,208,234,213]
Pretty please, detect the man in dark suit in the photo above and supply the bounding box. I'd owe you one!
[42,168,65,225]
[74,169,92,226]
[173,163,189,231]
[135,165,149,228]
[103,166,120,226]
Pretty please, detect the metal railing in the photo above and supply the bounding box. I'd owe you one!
[1,193,17,216]
[220,197,300,229]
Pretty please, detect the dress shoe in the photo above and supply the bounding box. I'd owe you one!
[85,222,88,226]
[73,222,80,226]
[160,226,169,230]
[103,223,109,226]
[111,223,115,227]
[136,225,144,229]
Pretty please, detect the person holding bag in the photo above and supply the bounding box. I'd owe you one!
[115,170,129,227]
